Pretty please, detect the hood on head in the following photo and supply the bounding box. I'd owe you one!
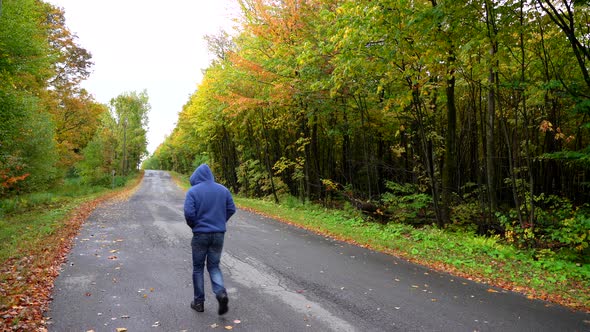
[189,164,215,186]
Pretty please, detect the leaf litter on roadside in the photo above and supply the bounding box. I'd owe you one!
[0,185,139,331]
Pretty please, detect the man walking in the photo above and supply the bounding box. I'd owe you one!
[184,164,236,315]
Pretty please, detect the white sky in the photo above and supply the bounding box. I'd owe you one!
[47,0,240,154]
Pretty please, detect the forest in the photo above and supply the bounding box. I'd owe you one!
[0,0,149,200]
[144,0,590,263]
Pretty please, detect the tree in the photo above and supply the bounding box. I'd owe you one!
[41,3,100,171]
[0,0,59,195]
[109,91,150,175]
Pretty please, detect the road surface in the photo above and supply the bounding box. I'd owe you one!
[47,170,589,331]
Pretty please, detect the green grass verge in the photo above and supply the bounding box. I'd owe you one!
[171,171,590,311]
[0,174,139,264]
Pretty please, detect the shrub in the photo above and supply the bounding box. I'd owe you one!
[499,195,590,263]
[380,181,432,224]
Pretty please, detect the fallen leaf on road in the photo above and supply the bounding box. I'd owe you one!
[487,288,499,293]
[210,323,219,328]
[110,250,118,253]
[86,330,95,332]
[233,320,241,324]
[224,326,233,330]
[85,292,92,296]
[108,255,117,260]
[150,287,155,292]
[115,328,127,332]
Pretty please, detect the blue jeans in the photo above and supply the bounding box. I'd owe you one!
[191,232,226,303]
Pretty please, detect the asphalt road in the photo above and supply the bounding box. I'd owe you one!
[47,170,589,332]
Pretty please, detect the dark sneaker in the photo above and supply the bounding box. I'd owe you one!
[217,293,229,315]
[191,301,204,312]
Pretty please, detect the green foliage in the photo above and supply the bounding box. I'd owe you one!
[192,153,210,170]
[0,0,103,197]
[141,154,161,170]
[499,195,590,263]
[236,159,266,197]
[77,127,112,186]
[449,201,481,233]
[542,146,590,170]
[380,181,432,224]
[77,92,150,185]
[236,159,288,198]
[0,0,59,196]
[0,95,59,196]
[0,177,103,218]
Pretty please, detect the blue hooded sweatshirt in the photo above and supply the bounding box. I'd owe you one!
[184,164,236,233]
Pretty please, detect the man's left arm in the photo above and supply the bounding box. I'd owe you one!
[184,192,197,228]
[226,191,236,221]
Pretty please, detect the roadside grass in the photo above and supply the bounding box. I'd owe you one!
[171,171,589,311]
[234,196,589,311]
[0,173,143,331]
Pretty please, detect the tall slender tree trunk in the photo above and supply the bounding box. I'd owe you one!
[411,83,443,226]
[258,108,279,204]
[341,101,351,185]
[484,0,498,214]
[486,61,498,212]
[441,50,457,226]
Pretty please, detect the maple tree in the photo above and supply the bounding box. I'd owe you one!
[41,3,104,171]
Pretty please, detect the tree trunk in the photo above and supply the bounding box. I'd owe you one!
[441,52,457,226]
[484,0,498,213]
